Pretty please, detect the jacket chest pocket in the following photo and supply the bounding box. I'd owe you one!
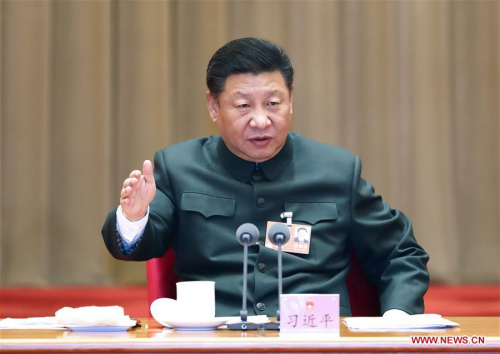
[181,192,235,218]
[284,202,338,225]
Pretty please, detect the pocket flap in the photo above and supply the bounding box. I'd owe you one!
[284,202,338,224]
[181,192,235,218]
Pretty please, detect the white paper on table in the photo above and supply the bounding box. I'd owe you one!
[343,314,459,331]
[224,315,270,324]
[1,306,136,330]
[0,317,66,330]
[55,306,135,326]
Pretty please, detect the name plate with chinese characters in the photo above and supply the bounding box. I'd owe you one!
[280,294,339,336]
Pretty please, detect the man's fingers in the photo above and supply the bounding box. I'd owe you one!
[143,160,154,182]
[120,161,155,216]
[129,170,141,178]
[121,185,131,198]
[123,177,140,189]
[120,197,128,206]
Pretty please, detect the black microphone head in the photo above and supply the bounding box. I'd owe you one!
[268,223,291,245]
[236,223,260,246]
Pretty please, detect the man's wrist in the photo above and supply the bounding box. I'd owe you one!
[116,205,149,245]
[122,208,148,222]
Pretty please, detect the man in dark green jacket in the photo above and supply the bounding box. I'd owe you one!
[102,37,429,318]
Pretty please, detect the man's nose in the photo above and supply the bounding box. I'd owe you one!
[249,109,271,129]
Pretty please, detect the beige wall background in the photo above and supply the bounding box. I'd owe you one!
[1,0,498,286]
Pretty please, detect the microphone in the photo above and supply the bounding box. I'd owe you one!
[227,223,260,330]
[267,223,291,323]
[236,223,259,247]
[235,223,259,322]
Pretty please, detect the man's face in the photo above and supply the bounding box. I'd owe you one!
[206,71,292,163]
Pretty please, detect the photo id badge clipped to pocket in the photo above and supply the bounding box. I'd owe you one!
[265,221,312,255]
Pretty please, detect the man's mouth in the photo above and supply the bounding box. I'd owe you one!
[249,136,271,146]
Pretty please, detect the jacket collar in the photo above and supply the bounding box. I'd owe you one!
[217,135,293,183]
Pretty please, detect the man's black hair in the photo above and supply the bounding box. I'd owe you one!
[206,37,294,100]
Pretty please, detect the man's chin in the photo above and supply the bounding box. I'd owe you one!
[242,150,280,163]
[227,141,283,162]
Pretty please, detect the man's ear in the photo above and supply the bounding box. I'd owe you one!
[289,92,293,115]
[206,91,218,122]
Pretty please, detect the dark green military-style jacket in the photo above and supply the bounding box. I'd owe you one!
[102,132,429,317]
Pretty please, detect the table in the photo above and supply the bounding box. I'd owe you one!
[1,317,499,353]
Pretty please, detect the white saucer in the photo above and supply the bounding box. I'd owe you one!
[151,298,226,331]
[65,323,135,332]
[159,318,227,331]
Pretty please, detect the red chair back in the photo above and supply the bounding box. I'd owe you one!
[146,249,380,316]
[345,252,381,316]
[146,248,178,307]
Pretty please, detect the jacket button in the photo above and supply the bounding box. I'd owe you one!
[258,263,267,273]
[256,302,266,311]
[253,173,262,181]
[256,197,266,208]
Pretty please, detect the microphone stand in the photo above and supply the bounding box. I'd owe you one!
[277,240,283,322]
[262,239,282,330]
[227,239,262,330]
[264,223,291,331]
[242,240,249,322]
[228,224,262,331]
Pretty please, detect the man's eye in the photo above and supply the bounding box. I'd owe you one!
[237,104,250,108]
[268,101,280,106]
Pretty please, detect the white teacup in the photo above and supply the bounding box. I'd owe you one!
[176,281,215,319]
[150,298,182,325]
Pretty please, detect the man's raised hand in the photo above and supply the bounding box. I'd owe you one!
[120,160,156,221]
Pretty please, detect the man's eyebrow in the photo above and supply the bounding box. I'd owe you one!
[231,91,250,98]
[267,89,284,96]
[231,89,285,97]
